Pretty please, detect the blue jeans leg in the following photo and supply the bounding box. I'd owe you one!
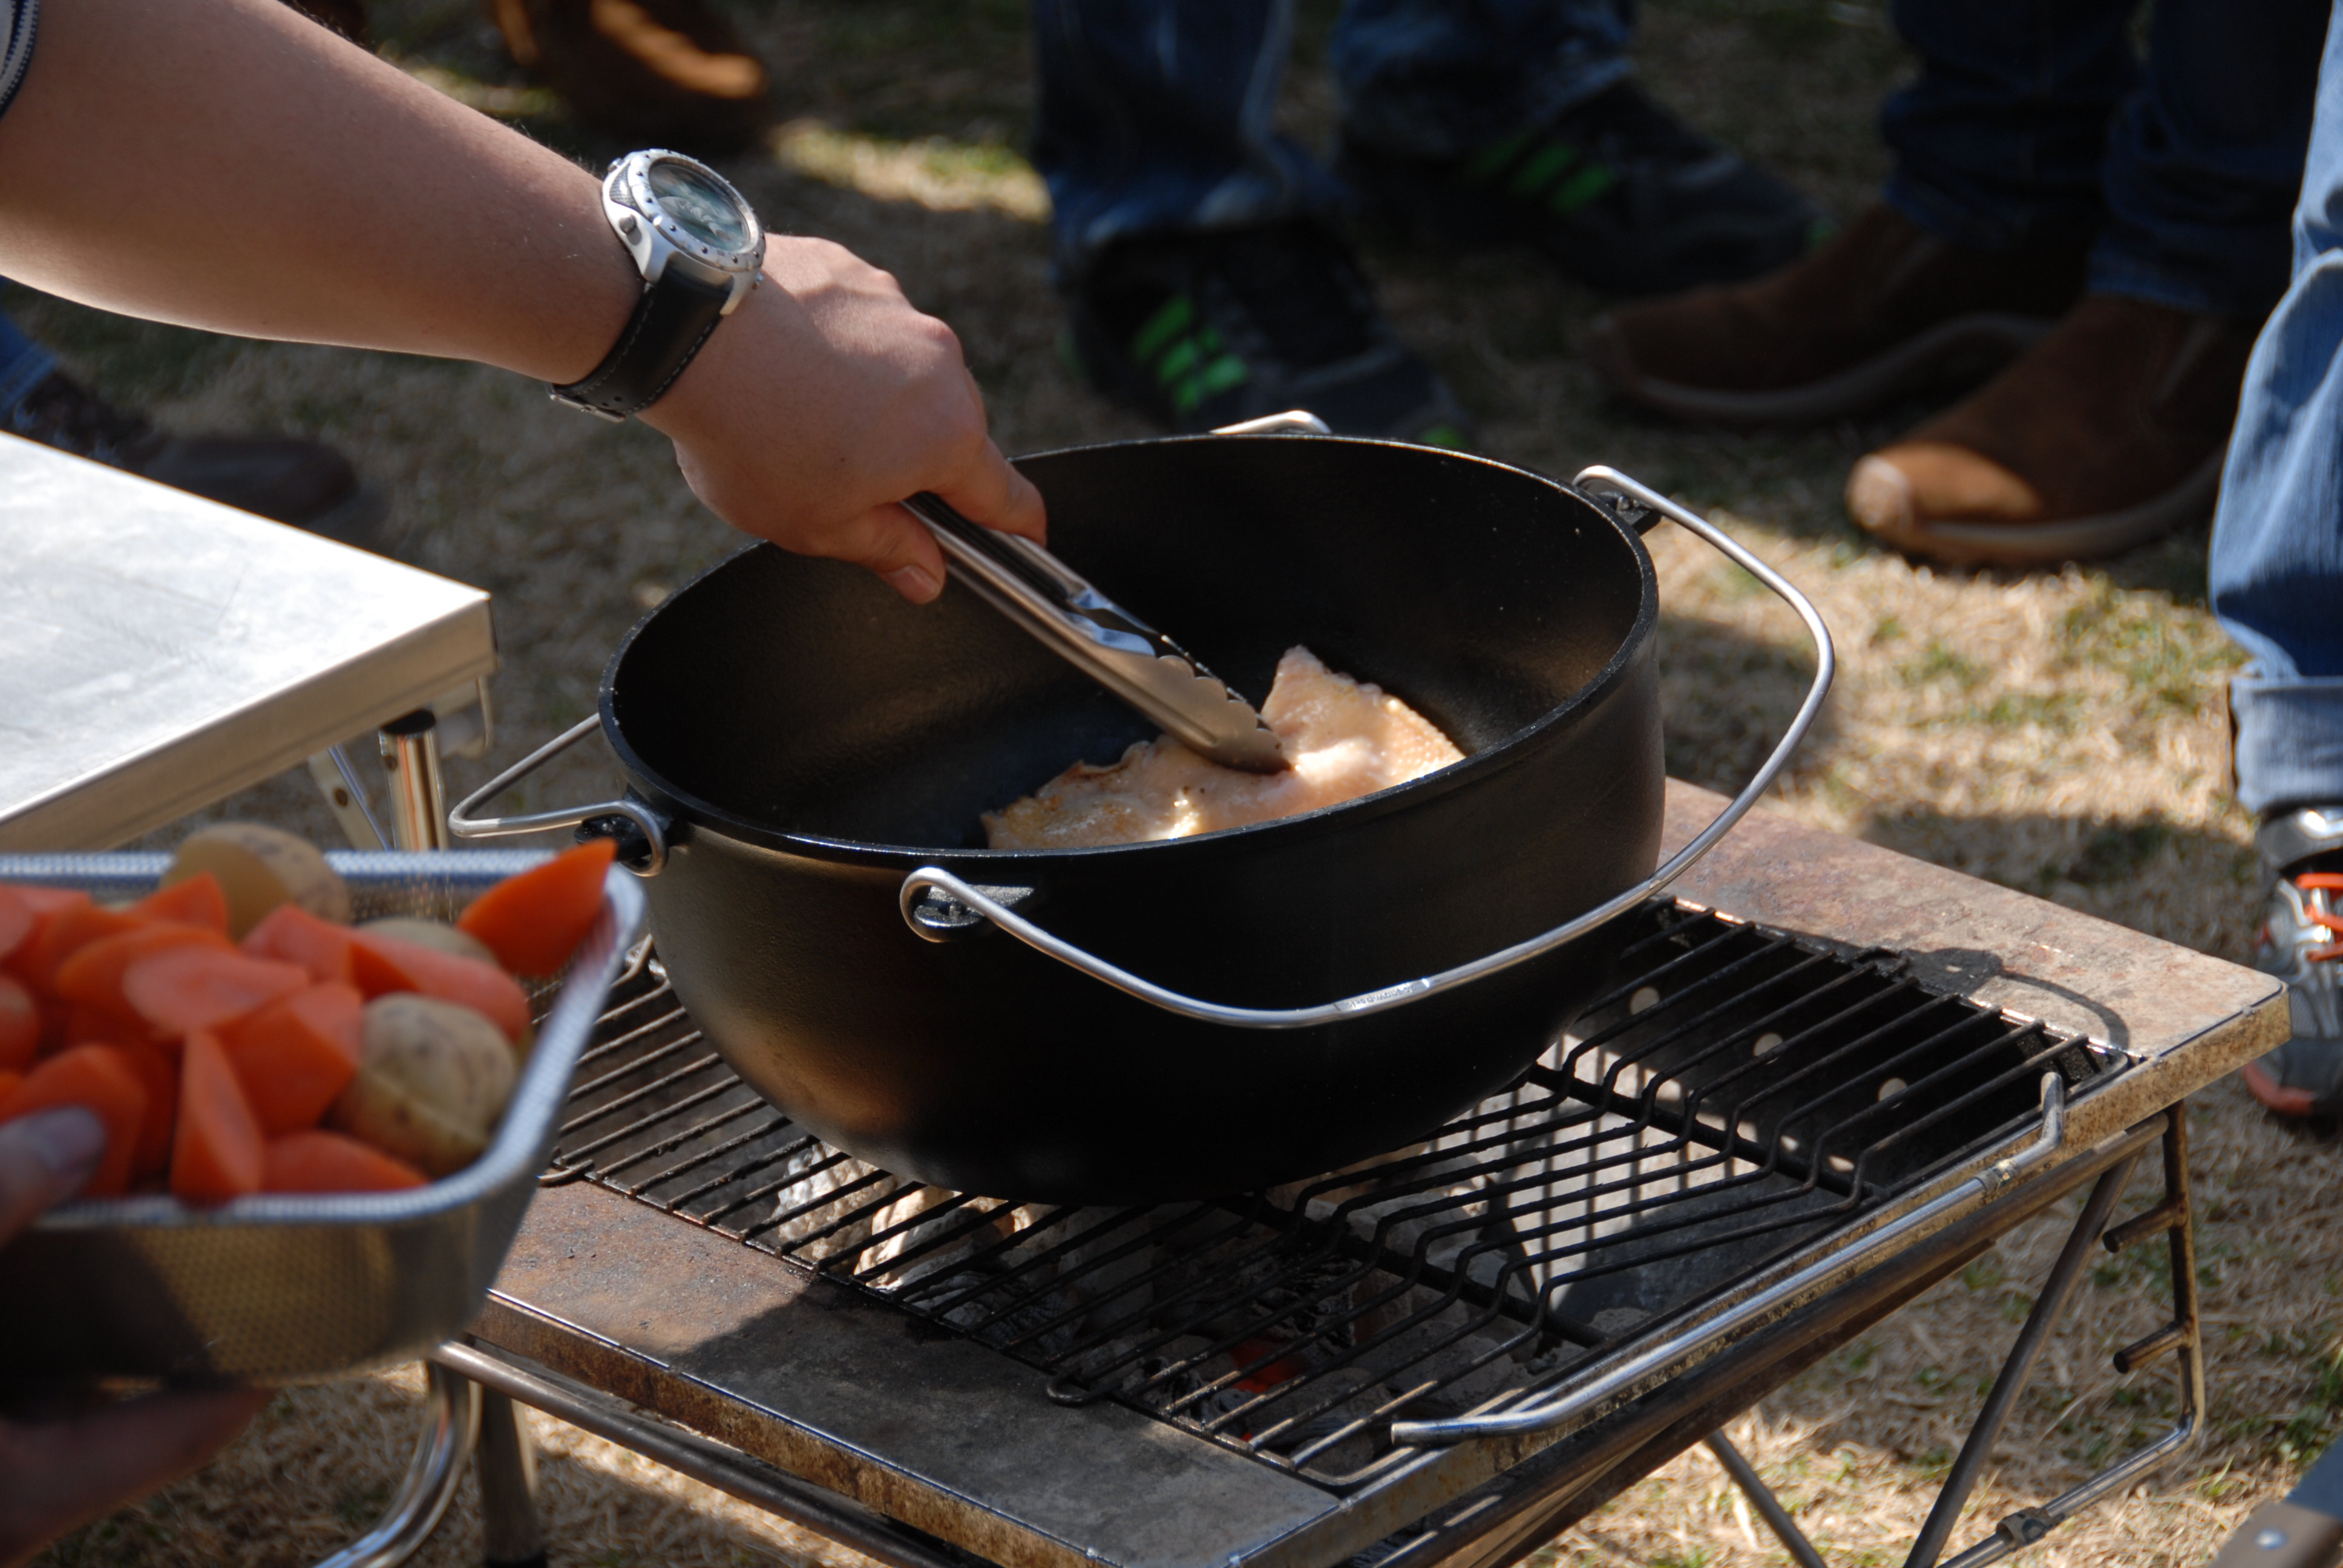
[1331,0,1634,162]
[2091,0,2327,314]
[2209,2,2343,817]
[0,304,56,418]
[1032,0,1634,276]
[1032,0,1340,276]
[1884,0,2324,314]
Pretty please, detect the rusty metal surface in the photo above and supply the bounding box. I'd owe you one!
[478,1183,1352,1568]
[470,789,2278,1568]
[1659,782,2286,1148]
[477,1120,2158,1568]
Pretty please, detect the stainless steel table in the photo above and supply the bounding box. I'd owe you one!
[0,432,495,851]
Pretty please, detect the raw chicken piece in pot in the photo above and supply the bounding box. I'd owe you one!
[985,647,1463,850]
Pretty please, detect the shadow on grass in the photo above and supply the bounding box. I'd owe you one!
[1654,614,1841,797]
[1858,808,2254,903]
[39,1373,858,1568]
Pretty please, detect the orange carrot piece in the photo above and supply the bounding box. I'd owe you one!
[348,930,531,1042]
[261,1129,427,1194]
[15,903,139,995]
[123,948,309,1040]
[53,924,233,1021]
[241,903,356,985]
[115,1041,178,1178]
[457,840,615,977]
[218,982,363,1135]
[0,1044,149,1196]
[170,1031,263,1204]
[4,884,90,969]
[0,974,38,1073]
[13,887,92,915]
[62,1004,156,1052]
[131,872,230,934]
[0,886,31,966]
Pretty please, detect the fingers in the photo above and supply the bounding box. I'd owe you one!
[856,503,947,603]
[0,1108,104,1245]
[0,1387,269,1563]
[931,437,1047,544]
[853,437,1046,604]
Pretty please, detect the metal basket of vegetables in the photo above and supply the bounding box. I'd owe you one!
[0,828,645,1385]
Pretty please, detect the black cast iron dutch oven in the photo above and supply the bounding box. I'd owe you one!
[454,434,1830,1203]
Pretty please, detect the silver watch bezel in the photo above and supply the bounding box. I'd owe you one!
[602,149,767,315]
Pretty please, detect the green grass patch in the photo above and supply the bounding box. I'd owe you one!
[1898,640,1988,690]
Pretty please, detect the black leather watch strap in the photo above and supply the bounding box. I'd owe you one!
[550,264,733,421]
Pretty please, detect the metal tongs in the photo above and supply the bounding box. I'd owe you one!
[902,492,1285,772]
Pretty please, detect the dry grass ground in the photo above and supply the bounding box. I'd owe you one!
[18,2,2332,1565]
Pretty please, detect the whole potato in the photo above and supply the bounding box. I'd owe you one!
[165,822,351,938]
[331,994,517,1177]
[359,918,498,966]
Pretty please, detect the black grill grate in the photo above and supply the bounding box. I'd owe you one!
[547,903,2122,1489]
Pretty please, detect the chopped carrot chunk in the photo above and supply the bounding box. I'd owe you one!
[457,840,615,977]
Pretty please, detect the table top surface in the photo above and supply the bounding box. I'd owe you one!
[0,434,494,849]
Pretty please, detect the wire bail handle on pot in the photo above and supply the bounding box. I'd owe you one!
[444,412,1336,864]
[447,722,671,874]
[897,466,1837,1030]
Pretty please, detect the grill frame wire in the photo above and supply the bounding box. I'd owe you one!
[1355,1113,2197,1568]
[544,902,2126,1493]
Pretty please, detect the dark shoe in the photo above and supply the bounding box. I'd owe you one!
[1844,295,2253,567]
[488,0,770,153]
[2241,807,2343,1118]
[1065,221,1472,446]
[7,370,389,550]
[1585,204,2088,427]
[1339,81,1823,298]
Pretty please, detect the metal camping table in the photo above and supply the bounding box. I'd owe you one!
[358,781,2280,1568]
[0,432,494,851]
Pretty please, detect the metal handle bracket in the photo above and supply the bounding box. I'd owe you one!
[447,715,670,875]
[898,466,1837,1029]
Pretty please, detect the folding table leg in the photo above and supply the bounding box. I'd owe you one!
[476,1388,548,1568]
[306,745,387,849]
[1705,1431,1827,1568]
[1706,1152,2142,1568]
[1705,1117,2204,1568]
[378,710,450,853]
[1904,1149,2144,1567]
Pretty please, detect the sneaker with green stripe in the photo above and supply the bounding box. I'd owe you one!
[1337,80,1822,298]
[1064,220,1473,446]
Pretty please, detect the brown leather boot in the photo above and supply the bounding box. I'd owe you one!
[1585,203,2086,428]
[1844,295,2256,567]
[488,0,771,153]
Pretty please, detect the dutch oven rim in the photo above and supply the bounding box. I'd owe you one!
[596,434,1659,868]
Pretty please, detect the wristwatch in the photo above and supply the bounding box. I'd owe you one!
[551,149,767,421]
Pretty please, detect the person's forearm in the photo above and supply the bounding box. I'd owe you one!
[0,0,1046,592]
[0,0,634,384]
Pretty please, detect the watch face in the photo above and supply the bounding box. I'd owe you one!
[646,158,756,254]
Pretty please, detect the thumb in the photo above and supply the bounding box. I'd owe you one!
[929,439,1047,545]
[827,501,949,603]
[0,1106,106,1237]
[0,1108,106,1245]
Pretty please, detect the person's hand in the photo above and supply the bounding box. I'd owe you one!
[643,236,1048,604]
[0,1109,269,1567]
